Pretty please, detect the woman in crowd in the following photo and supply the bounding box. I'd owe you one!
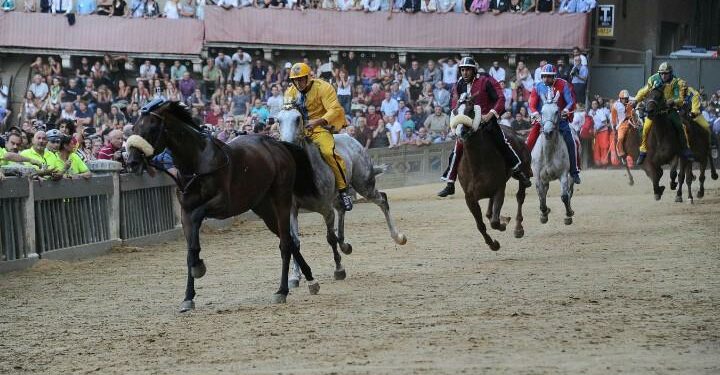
[115,79,131,105]
[48,77,64,107]
[20,91,38,122]
[131,80,151,106]
[334,69,353,115]
[370,118,390,149]
[96,85,114,114]
[57,135,92,179]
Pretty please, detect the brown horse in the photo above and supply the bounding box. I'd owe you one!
[641,87,686,200]
[452,98,530,251]
[617,109,642,186]
[668,108,718,203]
[126,99,319,312]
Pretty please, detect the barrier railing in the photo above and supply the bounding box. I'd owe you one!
[368,142,454,189]
[119,174,178,240]
[0,178,29,262]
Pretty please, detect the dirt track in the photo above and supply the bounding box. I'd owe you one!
[1,169,719,374]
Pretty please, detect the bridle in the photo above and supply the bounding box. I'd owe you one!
[142,102,231,194]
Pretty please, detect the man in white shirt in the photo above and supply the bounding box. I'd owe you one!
[0,77,9,110]
[380,92,399,119]
[51,0,73,13]
[29,74,49,102]
[231,48,252,85]
[439,57,458,90]
[386,115,403,147]
[533,60,547,84]
[488,61,505,83]
[139,60,157,81]
[265,84,284,119]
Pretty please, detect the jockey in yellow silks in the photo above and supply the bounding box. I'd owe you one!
[284,62,353,211]
[683,85,712,146]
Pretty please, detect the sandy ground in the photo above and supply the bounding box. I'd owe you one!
[1,169,719,375]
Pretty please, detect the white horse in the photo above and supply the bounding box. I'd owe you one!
[531,91,576,225]
[276,104,407,286]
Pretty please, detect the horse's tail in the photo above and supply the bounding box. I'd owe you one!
[280,141,318,198]
[373,164,388,176]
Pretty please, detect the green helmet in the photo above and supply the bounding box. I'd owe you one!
[657,62,673,74]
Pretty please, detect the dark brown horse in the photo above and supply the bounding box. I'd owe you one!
[641,87,685,200]
[668,108,718,203]
[126,99,319,312]
[451,98,530,250]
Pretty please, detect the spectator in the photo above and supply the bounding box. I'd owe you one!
[423,60,442,87]
[143,0,161,17]
[58,135,92,179]
[515,61,533,102]
[139,60,157,82]
[533,59,547,83]
[570,55,588,105]
[215,0,238,8]
[1,0,16,11]
[399,127,417,145]
[250,60,267,96]
[75,101,94,127]
[51,0,72,14]
[469,0,488,14]
[362,0,382,12]
[0,77,9,110]
[555,59,570,81]
[367,83,384,108]
[29,74,49,103]
[0,106,11,131]
[406,60,423,102]
[229,86,249,119]
[97,129,124,162]
[499,80,513,113]
[424,104,449,135]
[204,104,223,127]
[62,78,81,105]
[401,110,415,132]
[178,0,194,16]
[433,81,450,112]
[534,0,552,13]
[20,91,38,122]
[361,61,379,90]
[415,127,432,146]
[47,56,63,81]
[77,0,97,14]
[411,104,427,129]
[589,99,610,167]
[511,112,531,136]
[266,84,284,119]
[214,52,233,82]
[571,46,588,66]
[488,61,505,83]
[380,91,399,119]
[170,61,187,83]
[60,102,77,121]
[334,69,353,115]
[341,51,360,83]
[249,98,270,123]
[559,0,595,13]
[489,0,508,14]
[385,115,403,147]
[389,82,407,104]
[353,116,372,149]
[397,99,409,121]
[20,131,60,177]
[202,57,222,98]
[231,48,252,85]
[216,117,237,143]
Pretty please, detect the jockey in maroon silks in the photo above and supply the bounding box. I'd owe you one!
[526,64,582,184]
[438,57,532,197]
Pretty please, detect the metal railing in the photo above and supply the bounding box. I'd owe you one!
[119,174,178,240]
[0,178,29,261]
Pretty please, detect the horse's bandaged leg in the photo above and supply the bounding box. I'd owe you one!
[126,135,155,157]
[639,117,653,153]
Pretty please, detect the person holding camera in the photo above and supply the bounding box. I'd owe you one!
[570,55,588,106]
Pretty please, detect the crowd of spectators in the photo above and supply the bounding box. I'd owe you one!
[2,46,719,179]
[0,0,596,17]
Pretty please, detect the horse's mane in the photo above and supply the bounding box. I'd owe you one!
[163,101,200,130]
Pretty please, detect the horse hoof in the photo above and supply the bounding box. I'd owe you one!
[564,217,573,225]
[674,196,683,203]
[654,195,662,201]
[191,260,206,279]
[288,278,300,288]
[490,222,506,231]
[395,233,408,245]
[670,181,677,190]
[540,216,548,224]
[628,179,634,186]
[334,269,347,280]
[514,228,524,238]
[340,243,353,255]
[308,280,320,295]
[697,191,704,199]
[688,199,694,205]
[271,293,287,304]
[712,172,718,180]
[488,240,500,251]
[179,300,195,313]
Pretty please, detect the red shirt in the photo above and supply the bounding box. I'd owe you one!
[97,143,119,160]
[451,74,505,116]
[204,111,222,126]
[366,112,381,130]
[368,90,385,108]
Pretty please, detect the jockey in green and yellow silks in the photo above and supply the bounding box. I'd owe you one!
[683,85,712,144]
[634,62,694,164]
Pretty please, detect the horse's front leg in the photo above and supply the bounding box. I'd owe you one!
[670,158,679,190]
[684,160,695,204]
[465,195,500,251]
[623,156,635,185]
[675,159,686,203]
[288,204,302,288]
[180,207,206,313]
[336,208,353,255]
[536,179,550,224]
[369,190,407,245]
[559,173,574,225]
[697,159,706,199]
[514,181,526,238]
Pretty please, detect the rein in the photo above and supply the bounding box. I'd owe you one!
[146,109,231,194]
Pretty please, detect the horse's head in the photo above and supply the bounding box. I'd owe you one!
[276,101,306,144]
[540,90,561,138]
[126,98,168,174]
[450,93,482,138]
[643,85,665,120]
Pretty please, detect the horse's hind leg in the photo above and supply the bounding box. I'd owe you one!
[365,189,407,245]
[514,182,526,238]
[489,188,509,231]
[670,158,679,190]
[624,157,635,185]
[697,160,707,199]
[322,210,346,280]
[288,206,303,288]
[465,195,500,251]
[685,161,695,204]
[336,209,352,255]
[675,160,686,203]
[485,198,493,221]
[560,174,574,225]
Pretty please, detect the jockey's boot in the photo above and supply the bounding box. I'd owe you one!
[437,183,455,197]
[571,172,582,185]
[636,152,647,165]
[681,148,695,162]
[338,189,353,211]
[511,167,532,188]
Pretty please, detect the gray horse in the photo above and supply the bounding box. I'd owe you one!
[276,105,407,286]
[531,91,576,225]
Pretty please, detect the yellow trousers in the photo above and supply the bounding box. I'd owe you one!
[309,129,348,191]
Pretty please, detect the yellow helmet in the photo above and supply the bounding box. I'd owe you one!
[289,63,312,79]
[657,62,673,74]
[618,89,630,99]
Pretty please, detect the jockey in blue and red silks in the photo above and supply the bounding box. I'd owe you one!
[437,57,532,197]
[526,64,582,184]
